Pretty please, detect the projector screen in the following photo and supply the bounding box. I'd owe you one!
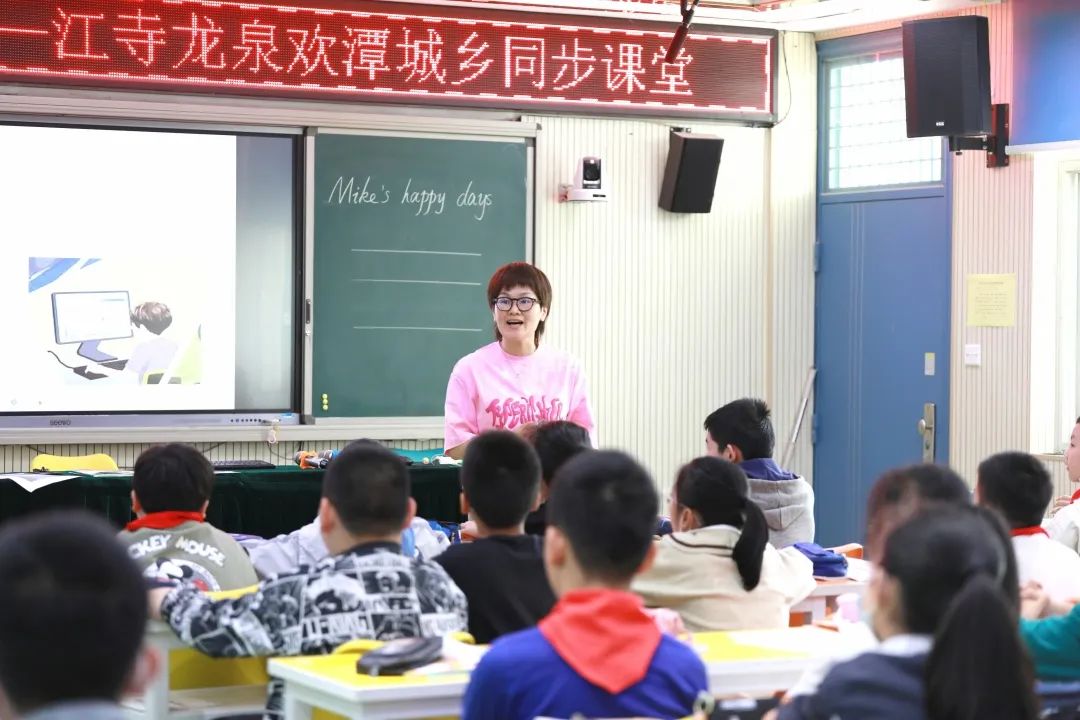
[0,124,298,416]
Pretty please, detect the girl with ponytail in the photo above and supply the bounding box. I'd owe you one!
[775,505,1038,720]
[632,457,816,632]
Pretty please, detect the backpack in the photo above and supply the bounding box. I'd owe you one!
[792,542,848,577]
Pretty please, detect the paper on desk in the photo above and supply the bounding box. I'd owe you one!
[2,473,77,493]
[73,469,134,477]
[406,636,487,676]
[844,557,872,582]
[723,627,848,656]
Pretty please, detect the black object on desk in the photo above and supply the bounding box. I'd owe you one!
[210,459,276,470]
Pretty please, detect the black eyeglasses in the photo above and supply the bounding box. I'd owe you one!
[493,296,538,312]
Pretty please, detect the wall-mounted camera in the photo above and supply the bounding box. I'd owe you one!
[559,156,608,202]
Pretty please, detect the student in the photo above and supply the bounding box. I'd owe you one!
[242,441,449,578]
[1046,417,1080,554]
[436,430,555,643]
[773,506,1039,720]
[119,443,257,591]
[864,463,973,561]
[704,398,813,547]
[245,513,448,578]
[976,451,1080,603]
[522,420,592,536]
[632,457,814,631]
[462,450,708,720]
[1019,583,1080,681]
[786,463,972,699]
[149,440,468,718]
[0,510,159,720]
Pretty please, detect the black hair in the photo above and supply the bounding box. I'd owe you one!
[976,451,1053,529]
[703,398,775,460]
[673,457,768,591]
[530,421,592,486]
[880,505,1037,720]
[546,450,658,584]
[864,464,971,561]
[462,431,542,529]
[0,510,147,712]
[133,443,214,513]
[323,439,410,536]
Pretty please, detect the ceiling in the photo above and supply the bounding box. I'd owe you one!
[395,0,1002,32]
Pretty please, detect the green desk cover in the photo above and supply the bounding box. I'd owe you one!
[0,465,462,536]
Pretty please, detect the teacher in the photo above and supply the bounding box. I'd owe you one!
[443,262,595,459]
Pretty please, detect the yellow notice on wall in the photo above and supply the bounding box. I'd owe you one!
[966,274,1016,327]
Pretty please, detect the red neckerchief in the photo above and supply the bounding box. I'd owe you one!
[1011,526,1049,538]
[126,511,205,532]
[1071,489,1080,503]
[538,589,662,694]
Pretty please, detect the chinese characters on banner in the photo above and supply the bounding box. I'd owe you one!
[0,1,774,118]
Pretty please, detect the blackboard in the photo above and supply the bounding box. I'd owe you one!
[311,133,528,418]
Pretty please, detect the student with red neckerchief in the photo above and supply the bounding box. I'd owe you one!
[976,451,1080,605]
[462,450,707,720]
[1046,417,1080,554]
[118,444,257,592]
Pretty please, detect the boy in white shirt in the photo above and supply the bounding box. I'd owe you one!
[1046,417,1080,554]
[977,451,1080,604]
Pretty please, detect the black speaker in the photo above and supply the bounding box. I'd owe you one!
[659,132,723,213]
[902,16,991,138]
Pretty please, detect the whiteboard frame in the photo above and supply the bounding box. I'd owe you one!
[304,127,537,437]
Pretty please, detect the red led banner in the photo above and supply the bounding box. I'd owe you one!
[0,1,773,119]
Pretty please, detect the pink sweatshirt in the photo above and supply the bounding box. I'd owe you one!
[444,342,595,450]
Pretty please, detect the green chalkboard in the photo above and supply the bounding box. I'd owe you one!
[312,133,528,418]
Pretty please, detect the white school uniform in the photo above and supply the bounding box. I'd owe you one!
[1013,532,1080,603]
[1046,502,1080,556]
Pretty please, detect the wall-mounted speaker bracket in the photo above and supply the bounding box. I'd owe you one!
[947,103,1010,168]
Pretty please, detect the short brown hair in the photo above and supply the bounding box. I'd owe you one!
[865,464,970,562]
[131,302,172,335]
[486,263,552,345]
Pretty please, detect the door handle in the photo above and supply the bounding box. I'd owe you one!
[917,403,936,462]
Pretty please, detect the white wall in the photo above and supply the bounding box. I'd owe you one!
[0,34,819,502]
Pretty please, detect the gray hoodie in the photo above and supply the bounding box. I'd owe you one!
[748,476,815,548]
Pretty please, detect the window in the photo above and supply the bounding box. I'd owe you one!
[824,53,943,191]
[1031,155,1080,454]
[1054,164,1080,450]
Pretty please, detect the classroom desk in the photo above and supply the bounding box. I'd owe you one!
[0,466,463,535]
[268,626,845,720]
[791,578,867,622]
[123,622,269,720]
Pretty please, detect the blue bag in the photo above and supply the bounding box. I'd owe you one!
[793,542,848,577]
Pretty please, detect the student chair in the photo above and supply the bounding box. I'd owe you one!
[30,453,118,472]
[829,543,864,559]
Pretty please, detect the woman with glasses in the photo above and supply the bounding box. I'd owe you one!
[443,262,594,460]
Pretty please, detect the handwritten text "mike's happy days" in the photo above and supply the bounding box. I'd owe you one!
[328,176,494,221]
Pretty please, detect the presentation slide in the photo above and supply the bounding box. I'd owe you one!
[0,126,239,413]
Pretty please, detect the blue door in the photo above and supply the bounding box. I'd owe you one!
[813,33,952,547]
